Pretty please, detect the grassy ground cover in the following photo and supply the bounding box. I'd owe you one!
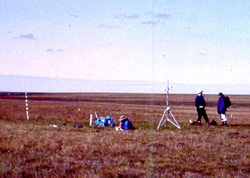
[0,93,249,176]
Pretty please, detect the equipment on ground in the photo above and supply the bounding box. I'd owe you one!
[157,81,181,130]
[92,111,115,126]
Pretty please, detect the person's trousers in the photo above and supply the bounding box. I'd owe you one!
[220,113,227,122]
[197,108,209,123]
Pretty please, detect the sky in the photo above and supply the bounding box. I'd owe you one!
[0,0,250,93]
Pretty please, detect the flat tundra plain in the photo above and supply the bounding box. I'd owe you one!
[0,93,249,176]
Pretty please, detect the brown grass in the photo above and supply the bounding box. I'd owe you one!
[0,93,249,176]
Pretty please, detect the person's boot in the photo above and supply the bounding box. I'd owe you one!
[222,122,225,126]
[224,121,228,126]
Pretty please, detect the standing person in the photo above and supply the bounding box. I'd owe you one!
[217,92,228,126]
[195,90,210,125]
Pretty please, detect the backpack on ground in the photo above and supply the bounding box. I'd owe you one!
[93,116,115,126]
[224,96,231,108]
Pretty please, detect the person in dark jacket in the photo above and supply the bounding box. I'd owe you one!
[195,90,209,125]
[116,116,135,131]
[217,92,227,126]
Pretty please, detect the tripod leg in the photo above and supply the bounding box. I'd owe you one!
[169,110,181,129]
[157,109,167,129]
[157,108,181,130]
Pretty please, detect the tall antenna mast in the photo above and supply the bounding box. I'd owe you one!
[166,80,169,106]
[165,80,172,106]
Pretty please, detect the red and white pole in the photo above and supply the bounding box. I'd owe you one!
[25,92,29,120]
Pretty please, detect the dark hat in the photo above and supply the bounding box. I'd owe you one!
[218,92,224,96]
[197,89,203,94]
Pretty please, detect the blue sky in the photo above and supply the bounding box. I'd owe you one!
[0,0,250,92]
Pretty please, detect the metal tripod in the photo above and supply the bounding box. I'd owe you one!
[157,81,181,130]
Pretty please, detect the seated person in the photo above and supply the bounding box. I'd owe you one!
[116,116,135,131]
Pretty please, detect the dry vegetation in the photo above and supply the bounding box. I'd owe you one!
[0,92,249,176]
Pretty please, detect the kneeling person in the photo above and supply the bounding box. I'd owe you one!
[116,116,135,131]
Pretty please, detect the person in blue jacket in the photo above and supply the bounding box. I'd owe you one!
[218,92,227,126]
[195,89,210,125]
[116,116,135,131]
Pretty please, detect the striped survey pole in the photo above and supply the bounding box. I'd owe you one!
[90,114,93,126]
[25,92,29,120]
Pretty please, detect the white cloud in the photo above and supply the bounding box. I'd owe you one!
[19,33,35,39]
[46,49,63,53]
[141,21,157,25]
[153,13,171,18]
[112,14,140,19]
